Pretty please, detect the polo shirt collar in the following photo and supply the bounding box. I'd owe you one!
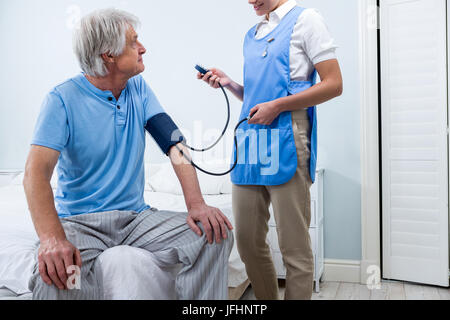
[75,72,129,103]
[73,72,115,100]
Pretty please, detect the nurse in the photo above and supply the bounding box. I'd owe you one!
[198,0,342,299]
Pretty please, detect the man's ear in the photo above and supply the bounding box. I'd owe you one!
[101,52,115,63]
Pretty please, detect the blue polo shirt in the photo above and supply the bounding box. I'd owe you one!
[31,73,165,217]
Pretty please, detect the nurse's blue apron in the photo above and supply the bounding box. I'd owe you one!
[231,6,318,186]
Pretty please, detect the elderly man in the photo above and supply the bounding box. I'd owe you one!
[23,8,233,300]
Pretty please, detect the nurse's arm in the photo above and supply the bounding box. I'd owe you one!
[168,143,233,244]
[23,145,82,290]
[224,80,244,102]
[276,59,343,112]
[198,69,244,102]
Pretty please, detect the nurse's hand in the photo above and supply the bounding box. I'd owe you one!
[197,68,232,89]
[247,100,281,126]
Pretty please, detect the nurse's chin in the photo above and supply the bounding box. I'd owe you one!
[253,7,266,16]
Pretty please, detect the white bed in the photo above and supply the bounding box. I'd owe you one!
[0,161,250,300]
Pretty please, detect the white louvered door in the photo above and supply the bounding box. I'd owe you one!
[381,0,449,286]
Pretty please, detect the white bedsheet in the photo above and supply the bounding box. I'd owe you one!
[0,184,247,299]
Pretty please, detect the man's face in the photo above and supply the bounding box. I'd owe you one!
[113,26,146,77]
[248,0,285,16]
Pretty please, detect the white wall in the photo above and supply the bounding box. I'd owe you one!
[0,0,361,260]
[301,0,362,261]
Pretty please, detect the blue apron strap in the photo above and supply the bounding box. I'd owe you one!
[307,69,318,183]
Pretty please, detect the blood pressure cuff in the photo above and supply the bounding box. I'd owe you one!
[145,113,185,155]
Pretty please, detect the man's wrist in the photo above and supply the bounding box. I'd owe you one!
[39,226,67,243]
[40,233,67,243]
[187,199,206,211]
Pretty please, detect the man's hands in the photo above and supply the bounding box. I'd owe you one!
[37,237,82,290]
[186,202,233,244]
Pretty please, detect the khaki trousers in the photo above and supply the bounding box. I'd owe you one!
[232,109,314,300]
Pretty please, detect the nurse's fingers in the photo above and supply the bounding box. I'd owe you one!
[212,78,221,89]
[201,71,213,83]
[247,113,260,124]
[247,108,259,124]
[209,75,218,86]
[198,70,221,88]
[249,105,259,115]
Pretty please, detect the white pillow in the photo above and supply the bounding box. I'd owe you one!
[197,162,232,194]
[144,163,154,192]
[148,163,182,195]
[10,173,23,186]
[148,160,232,195]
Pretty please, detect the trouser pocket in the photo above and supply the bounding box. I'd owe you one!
[292,118,311,170]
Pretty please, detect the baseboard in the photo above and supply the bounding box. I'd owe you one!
[322,259,361,283]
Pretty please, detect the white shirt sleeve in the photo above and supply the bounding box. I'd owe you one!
[296,8,338,64]
[290,8,338,81]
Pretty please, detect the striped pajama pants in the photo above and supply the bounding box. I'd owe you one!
[28,208,233,300]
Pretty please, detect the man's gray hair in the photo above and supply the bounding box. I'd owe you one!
[73,8,140,77]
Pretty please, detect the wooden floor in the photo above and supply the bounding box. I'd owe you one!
[240,280,450,300]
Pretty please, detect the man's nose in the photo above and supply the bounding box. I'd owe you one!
[140,45,146,55]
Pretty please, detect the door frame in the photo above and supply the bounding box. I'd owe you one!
[359,0,381,285]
